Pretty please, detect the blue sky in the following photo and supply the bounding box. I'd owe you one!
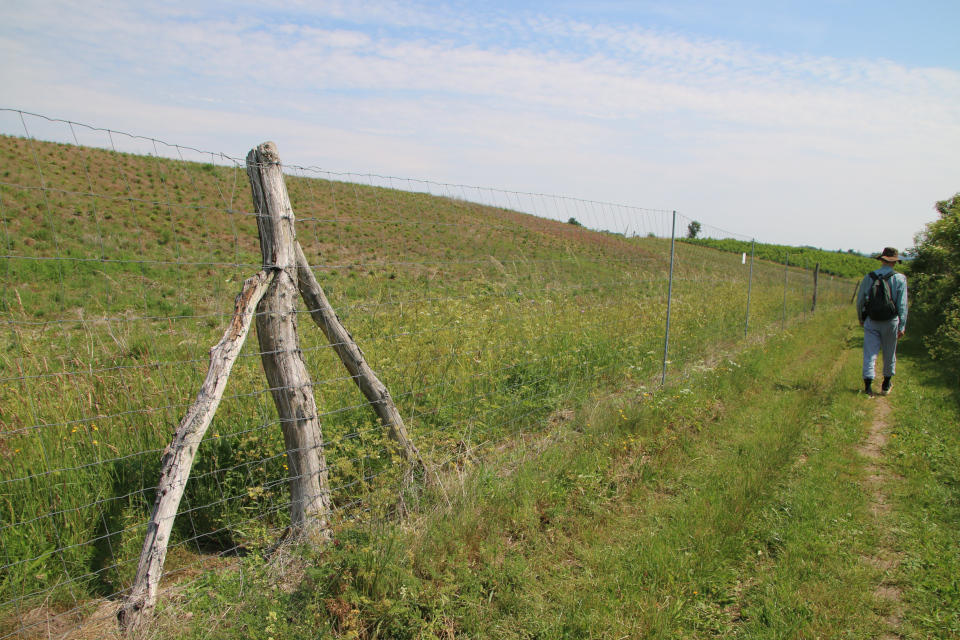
[1,0,958,252]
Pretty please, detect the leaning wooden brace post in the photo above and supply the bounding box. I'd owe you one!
[811,262,820,312]
[247,142,332,536]
[294,242,421,465]
[118,270,273,635]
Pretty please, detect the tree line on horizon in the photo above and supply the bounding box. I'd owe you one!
[677,235,877,280]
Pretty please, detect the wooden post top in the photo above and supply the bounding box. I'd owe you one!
[246,142,296,270]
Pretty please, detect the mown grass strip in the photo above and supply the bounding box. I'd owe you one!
[884,335,960,638]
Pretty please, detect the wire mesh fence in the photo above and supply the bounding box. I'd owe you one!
[0,110,852,638]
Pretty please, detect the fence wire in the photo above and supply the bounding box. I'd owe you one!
[0,110,852,639]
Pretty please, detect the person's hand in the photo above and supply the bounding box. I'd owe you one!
[897,329,905,338]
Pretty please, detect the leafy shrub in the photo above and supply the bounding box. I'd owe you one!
[906,192,960,368]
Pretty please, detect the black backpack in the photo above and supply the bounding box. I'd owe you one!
[865,271,898,321]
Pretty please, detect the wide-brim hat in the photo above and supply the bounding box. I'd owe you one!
[874,247,901,263]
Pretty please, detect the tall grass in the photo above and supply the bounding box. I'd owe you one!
[884,334,960,637]
[173,309,891,639]
[0,131,851,636]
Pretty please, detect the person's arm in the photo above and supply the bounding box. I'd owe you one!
[856,274,871,325]
[896,274,908,336]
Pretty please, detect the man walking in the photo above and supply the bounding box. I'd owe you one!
[856,247,908,396]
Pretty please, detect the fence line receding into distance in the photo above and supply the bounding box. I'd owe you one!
[0,109,851,639]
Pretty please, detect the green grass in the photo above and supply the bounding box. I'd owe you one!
[0,134,853,634]
[885,334,960,638]
[167,308,908,639]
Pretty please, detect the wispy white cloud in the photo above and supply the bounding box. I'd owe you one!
[1,0,958,250]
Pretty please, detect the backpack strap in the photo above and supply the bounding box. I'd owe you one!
[869,272,880,282]
[881,271,896,282]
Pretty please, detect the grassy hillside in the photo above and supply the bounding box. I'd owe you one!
[681,236,878,279]
[0,133,852,637]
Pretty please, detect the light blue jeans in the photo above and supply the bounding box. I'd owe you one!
[862,316,900,379]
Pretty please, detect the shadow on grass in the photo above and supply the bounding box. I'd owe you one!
[773,381,817,392]
[843,334,863,351]
[842,322,960,400]
[87,457,157,599]
[897,329,960,401]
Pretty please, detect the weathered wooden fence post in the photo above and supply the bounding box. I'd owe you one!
[119,141,422,637]
[247,142,421,466]
[118,270,273,634]
[811,263,820,312]
[246,142,332,536]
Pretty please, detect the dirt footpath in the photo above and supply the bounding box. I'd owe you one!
[857,396,904,639]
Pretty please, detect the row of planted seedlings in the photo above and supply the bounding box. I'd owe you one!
[0,148,678,634]
[0,140,850,636]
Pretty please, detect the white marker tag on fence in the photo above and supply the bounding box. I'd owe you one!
[742,253,747,264]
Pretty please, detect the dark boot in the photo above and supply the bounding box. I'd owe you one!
[881,377,893,396]
[864,378,874,396]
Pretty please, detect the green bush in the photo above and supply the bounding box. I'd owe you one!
[906,192,960,368]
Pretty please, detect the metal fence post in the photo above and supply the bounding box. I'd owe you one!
[811,262,820,312]
[803,258,808,317]
[745,238,754,337]
[662,211,677,385]
[782,252,789,330]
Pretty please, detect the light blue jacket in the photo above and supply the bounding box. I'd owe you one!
[856,264,908,329]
